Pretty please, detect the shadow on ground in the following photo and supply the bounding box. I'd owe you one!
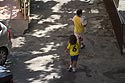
[6,0,125,83]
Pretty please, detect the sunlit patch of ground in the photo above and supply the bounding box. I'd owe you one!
[0,5,19,19]
[32,23,68,37]
[118,0,125,11]
[24,54,59,71]
[25,54,61,82]
[0,0,23,19]
[31,42,63,54]
[40,15,61,23]
[11,37,25,48]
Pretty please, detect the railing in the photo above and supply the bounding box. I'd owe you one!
[119,11,125,53]
[19,0,30,19]
[103,0,125,55]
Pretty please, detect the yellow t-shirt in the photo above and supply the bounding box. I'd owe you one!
[73,15,84,34]
[67,42,80,56]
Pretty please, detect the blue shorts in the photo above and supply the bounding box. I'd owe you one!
[71,55,79,61]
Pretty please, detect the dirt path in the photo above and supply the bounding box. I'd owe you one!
[7,0,125,83]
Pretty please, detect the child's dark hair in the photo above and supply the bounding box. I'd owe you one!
[69,35,77,45]
[76,9,82,17]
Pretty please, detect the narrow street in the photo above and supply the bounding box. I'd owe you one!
[6,0,125,83]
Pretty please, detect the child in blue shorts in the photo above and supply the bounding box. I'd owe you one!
[65,35,80,72]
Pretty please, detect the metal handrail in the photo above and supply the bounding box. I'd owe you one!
[103,0,124,54]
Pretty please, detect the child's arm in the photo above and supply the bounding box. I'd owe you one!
[64,41,70,55]
[64,48,69,56]
[77,38,80,48]
[64,48,68,53]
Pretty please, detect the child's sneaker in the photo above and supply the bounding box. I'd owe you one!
[68,67,72,72]
[72,68,76,72]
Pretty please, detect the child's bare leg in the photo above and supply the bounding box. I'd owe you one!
[79,37,85,48]
[68,60,73,72]
[69,60,73,67]
[73,60,77,68]
[72,60,77,72]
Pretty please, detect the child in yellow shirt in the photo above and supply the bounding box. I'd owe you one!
[72,9,86,49]
[65,35,80,72]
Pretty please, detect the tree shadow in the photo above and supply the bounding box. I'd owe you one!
[6,0,122,83]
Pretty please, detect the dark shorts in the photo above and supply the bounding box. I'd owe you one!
[71,55,79,61]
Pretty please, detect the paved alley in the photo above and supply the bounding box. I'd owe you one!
[7,0,125,83]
